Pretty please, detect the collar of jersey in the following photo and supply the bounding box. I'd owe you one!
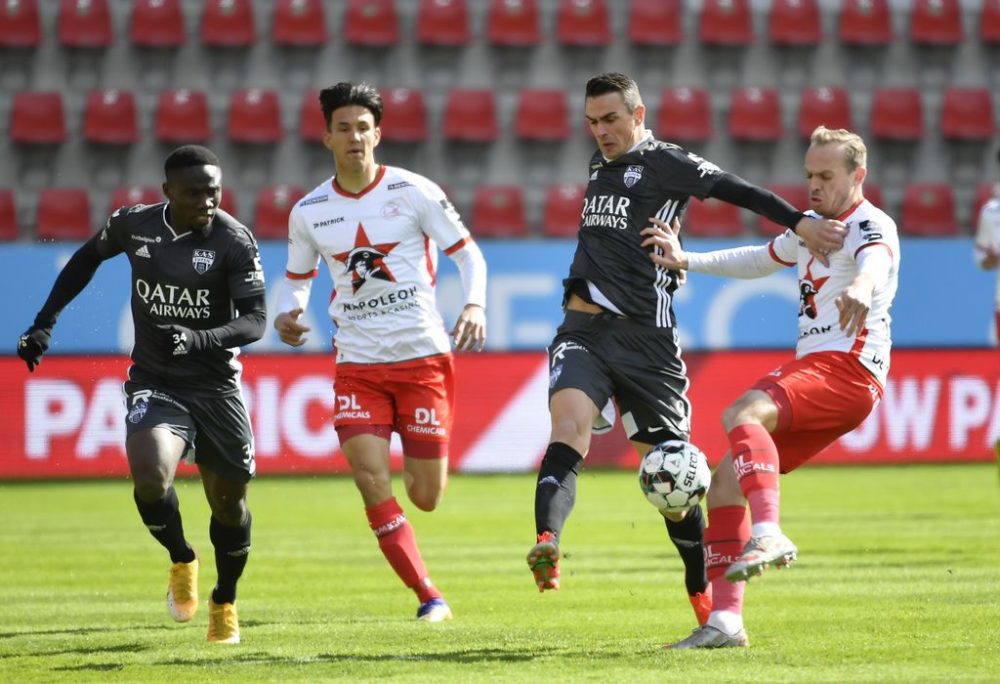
[332,165,387,199]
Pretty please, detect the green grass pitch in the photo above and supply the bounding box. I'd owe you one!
[1,464,999,682]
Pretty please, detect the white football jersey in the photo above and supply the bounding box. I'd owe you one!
[285,166,473,364]
[974,191,1000,309]
[768,199,900,385]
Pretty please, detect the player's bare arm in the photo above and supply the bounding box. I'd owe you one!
[834,273,875,337]
[273,308,311,347]
[641,217,689,270]
[451,303,486,352]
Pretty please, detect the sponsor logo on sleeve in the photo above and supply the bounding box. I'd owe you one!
[300,194,329,207]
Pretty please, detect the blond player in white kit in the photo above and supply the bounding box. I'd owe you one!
[644,126,900,649]
[272,82,487,623]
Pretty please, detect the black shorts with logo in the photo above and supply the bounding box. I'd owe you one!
[123,373,255,484]
[547,310,691,446]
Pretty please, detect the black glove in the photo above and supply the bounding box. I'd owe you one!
[17,326,51,372]
[156,324,205,357]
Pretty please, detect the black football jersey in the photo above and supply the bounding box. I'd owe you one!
[94,203,265,394]
[567,138,724,328]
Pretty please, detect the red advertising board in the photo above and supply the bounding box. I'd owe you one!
[1,350,997,479]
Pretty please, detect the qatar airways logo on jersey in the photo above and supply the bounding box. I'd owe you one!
[581,194,631,230]
[135,279,210,319]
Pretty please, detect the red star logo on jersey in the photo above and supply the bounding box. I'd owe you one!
[799,258,830,319]
[332,223,400,293]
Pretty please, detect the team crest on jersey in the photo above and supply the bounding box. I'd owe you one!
[333,223,400,293]
[192,249,216,274]
[127,400,148,424]
[623,165,643,188]
[799,261,829,319]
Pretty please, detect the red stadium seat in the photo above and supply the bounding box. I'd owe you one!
[416,0,470,46]
[658,87,712,143]
[901,183,958,236]
[628,0,682,47]
[940,87,995,140]
[36,188,92,241]
[797,87,853,139]
[556,0,611,47]
[486,0,540,47]
[10,92,67,145]
[472,186,528,238]
[379,88,428,143]
[200,0,255,47]
[254,185,306,239]
[272,0,326,47]
[109,186,162,214]
[728,87,782,141]
[769,0,822,47]
[83,89,138,145]
[219,187,239,219]
[154,89,211,143]
[0,190,19,241]
[838,0,893,46]
[130,0,185,48]
[542,184,585,238]
[684,198,743,237]
[443,90,499,143]
[869,87,923,141]
[227,89,283,144]
[343,0,399,47]
[699,0,753,46]
[298,89,326,142]
[910,0,963,45]
[57,0,112,48]
[757,184,808,236]
[973,182,997,224]
[0,0,40,48]
[983,0,1000,43]
[864,182,884,210]
[514,88,570,141]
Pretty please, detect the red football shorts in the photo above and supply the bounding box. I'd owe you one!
[333,353,455,459]
[751,351,883,473]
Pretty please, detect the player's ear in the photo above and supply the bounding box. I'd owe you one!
[161,181,172,201]
[633,102,646,126]
[372,125,382,148]
[854,165,867,187]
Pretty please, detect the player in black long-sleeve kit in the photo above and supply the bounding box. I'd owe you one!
[526,73,848,627]
[16,146,265,644]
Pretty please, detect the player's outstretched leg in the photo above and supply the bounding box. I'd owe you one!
[724,533,798,583]
[663,505,710,625]
[206,512,251,643]
[529,442,582,591]
[132,487,198,622]
[526,531,561,592]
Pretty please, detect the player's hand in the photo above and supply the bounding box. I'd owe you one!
[834,275,874,337]
[641,217,689,270]
[16,325,51,372]
[274,308,310,347]
[451,304,486,352]
[157,324,203,356]
[795,217,847,266]
[977,243,999,269]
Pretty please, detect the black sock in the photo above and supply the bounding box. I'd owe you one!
[133,487,195,564]
[664,504,707,595]
[534,442,584,537]
[209,512,252,605]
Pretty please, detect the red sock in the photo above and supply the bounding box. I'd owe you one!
[728,424,781,526]
[705,505,750,616]
[365,497,440,603]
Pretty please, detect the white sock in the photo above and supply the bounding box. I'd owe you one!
[751,521,782,538]
[707,610,744,635]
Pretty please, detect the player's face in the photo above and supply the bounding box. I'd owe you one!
[323,105,381,173]
[804,143,866,218]
[163,165,222,233]
[585,92,646,160]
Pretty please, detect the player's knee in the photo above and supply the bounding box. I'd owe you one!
[406,478,444,512]
[131,470,171,501]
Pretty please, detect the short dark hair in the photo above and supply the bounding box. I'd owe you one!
[585,72,642,113]
[164,145,220,175]
[319,82,383,128]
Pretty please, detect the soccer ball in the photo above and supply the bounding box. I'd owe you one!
[638,440,711,512]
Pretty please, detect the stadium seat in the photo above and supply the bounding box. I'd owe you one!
[10,92,67,145]
[471,185,528,238]
[200,0,255,47]
[343,0,399,46]
[900,183,958,236]
[869,87,923,141]
[514,89,570,142]
[0,0,40,48]
[556,0,611,47]
[658,87,712,143]
[973,182,996,224]
[129,0,185,48]
[272,0,326,47]
[542,184,585,238]
[486,0,540,47]
[939,87,995,141]
[728,87,783,141]
[864,182,884,210]
[254,185,306,239]
[36,188,92,241]
[298,89,326,142]
[443,90,499,143]
[219,188,239,218]
[0,190,19,241]
[684,198,743,237]
[797,87,853,139]
[380,88,428,143]
[83,89,138,145]
[416,0,470,46]
[838,0,893,46]
[699,0,753,46]
[109,186,162,214]
[57,0,112,48]
[982,0,1000,43]
[909,0,963,46]
[227,89,283,144]
[757,184,808,236]
[154,89,211,143]
[628,0,682,47]
[769,0,822,47]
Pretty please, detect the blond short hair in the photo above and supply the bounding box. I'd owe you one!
[809,126,867,171]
